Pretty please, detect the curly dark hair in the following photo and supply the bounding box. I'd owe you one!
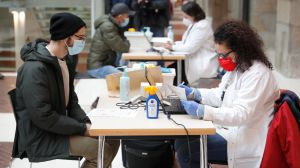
[214,20,273,72]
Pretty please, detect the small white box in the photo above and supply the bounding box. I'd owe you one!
[162,68,176,86]
[162,68,176,97]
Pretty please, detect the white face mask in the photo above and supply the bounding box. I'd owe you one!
[120,17,129,27]
[65,39,85,55]
[182,18,193,27]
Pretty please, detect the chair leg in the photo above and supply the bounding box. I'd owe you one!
[78,157,81,168]
[9,157,14,168]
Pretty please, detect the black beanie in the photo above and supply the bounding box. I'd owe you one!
[50,12,86,40]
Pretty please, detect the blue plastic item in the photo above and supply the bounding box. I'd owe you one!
[161,67,172,73]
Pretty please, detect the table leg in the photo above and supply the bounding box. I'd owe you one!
[200,135,208,168]
[177,60,182,84]
[97,136,105,168]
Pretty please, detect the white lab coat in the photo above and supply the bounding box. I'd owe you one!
[199,61,279,168]
[172,19,218,85]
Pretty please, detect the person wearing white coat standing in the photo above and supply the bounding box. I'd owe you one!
[165,1,218,86]
[175,20,280,168]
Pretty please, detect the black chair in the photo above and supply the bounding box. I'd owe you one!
[8,89,82,168]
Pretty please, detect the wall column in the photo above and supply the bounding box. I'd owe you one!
[10,8,26,70]
[275,0,300,78]
[91,0,105,38]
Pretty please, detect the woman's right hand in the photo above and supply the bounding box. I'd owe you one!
[178,84,193,97]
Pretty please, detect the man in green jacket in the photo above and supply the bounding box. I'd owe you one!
[15,13,119,168]
[87,3,134,78]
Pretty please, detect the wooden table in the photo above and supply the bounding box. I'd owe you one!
[75,79,216,168]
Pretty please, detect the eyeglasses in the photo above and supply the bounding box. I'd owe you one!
[73,34,86,41]
[215,50,233,59]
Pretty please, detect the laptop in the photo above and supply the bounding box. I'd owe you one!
[162,97,187,115]
[124,31,152,51]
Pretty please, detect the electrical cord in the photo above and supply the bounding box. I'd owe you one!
[145,66,192,163]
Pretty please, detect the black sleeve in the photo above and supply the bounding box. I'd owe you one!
[149,0,169,10]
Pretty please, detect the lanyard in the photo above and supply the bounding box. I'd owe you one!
[183,24,194,44]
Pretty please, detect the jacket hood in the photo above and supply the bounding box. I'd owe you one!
[94,15,119,29]
[20,39,58,64]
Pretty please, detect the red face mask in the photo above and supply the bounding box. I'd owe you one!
[218,57,237,71]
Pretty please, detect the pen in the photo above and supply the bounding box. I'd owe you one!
[91,96,99,109]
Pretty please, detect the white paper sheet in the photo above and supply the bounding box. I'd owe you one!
[88,108,138,118]
[166,85,187,100]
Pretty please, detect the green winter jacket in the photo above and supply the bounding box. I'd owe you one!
[14,39,90,162]
[87,15,130,70]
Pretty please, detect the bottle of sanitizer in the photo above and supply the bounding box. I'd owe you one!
[167,26,174,43]
[144,27,153,40]
[120,67,130,101]
[144,86,159,119]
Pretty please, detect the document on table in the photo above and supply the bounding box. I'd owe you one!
[88,108,138,118]
[166,85,187,100]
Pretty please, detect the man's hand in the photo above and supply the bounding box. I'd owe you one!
[84,124,91,136]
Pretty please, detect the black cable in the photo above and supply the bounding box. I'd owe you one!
[168,116,192,164]
[145,66,192,163]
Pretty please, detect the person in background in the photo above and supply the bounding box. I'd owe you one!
[131,0,171,37]
[14,13,119,168]
[165,1,218,86]
[87,3,134,78]
[176,20,280,168]
[110,0,134,29]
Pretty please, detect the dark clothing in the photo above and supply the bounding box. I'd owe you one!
[112,0,131,5]
[150,26,165,37]
[15,39,90,162]
[131,0,170,31]
[273,89,300,129]
[87,15,130,70]
[175,134,227,168]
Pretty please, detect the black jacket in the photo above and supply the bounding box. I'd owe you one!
[14,39,90,162]
[131,0,170,29]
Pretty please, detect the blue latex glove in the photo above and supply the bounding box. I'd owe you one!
[178,84,193,97]
[194,89,202,102]
[178,84,202,102]
[181,100,204,119]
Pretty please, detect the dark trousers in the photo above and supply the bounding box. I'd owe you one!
[175,134,228,168]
